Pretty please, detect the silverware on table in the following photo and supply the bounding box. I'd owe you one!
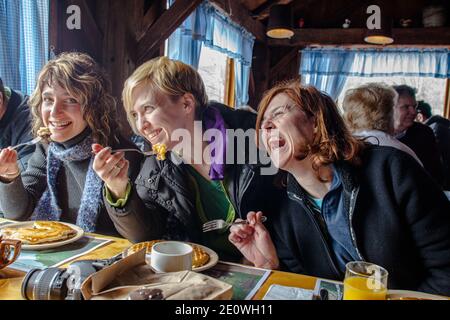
[202,216,267,232]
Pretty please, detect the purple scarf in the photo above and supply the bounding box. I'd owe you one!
[202,106,227,180]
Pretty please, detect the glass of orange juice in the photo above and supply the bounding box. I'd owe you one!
[343,261,388,300]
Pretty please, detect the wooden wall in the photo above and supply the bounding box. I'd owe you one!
[49,0,166,134]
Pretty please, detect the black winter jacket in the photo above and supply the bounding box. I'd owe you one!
[105,102,280,245]
[398,122,444,188]
[271,145,450,296]
[426,116,450,190]
[0,89,34,170]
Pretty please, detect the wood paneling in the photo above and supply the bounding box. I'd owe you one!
[444,79,450,119]
[248,42,270,109]
[49,0,103,61]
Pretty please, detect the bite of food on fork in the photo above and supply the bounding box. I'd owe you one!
[37,126,52,141]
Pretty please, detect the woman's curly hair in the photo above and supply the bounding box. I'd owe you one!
[28,52,121,146]
[256,80,365,182]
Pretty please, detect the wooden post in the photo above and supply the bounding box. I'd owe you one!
[444,79,450,119]
[224,58,236,108]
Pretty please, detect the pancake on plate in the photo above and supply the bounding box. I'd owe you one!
[0,221,77,245]
[125,240,210,268]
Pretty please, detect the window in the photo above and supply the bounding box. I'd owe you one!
[197,45,228,104]
[338,76,447,116]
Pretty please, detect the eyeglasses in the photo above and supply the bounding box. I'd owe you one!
[261,104,296,128]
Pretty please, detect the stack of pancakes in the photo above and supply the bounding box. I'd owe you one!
[0,221,77,245]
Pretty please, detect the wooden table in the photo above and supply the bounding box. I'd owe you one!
[0,230,318,300]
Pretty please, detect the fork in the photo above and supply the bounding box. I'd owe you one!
[10,136,43,151]
[202,216,267,232]
[109,148,155,156]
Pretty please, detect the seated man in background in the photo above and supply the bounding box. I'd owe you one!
[416,100,450,190]
[0,77,35,170]
[392,85,444,188]
[342,83,421,165]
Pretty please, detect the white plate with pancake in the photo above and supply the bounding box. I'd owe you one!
[122,240,219,272]
[0,221,84,250]
[387,290,448,300]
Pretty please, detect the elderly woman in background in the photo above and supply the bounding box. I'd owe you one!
[229,80,450,296]
[0,52,141,235]
[342,83,421,164]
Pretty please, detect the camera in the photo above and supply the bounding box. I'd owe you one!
[21,255,121,300]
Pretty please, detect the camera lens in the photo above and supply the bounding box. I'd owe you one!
[21,268,69,300]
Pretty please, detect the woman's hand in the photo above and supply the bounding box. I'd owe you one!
[92,144,129,199]
[0,148,20,182]
[229,211,279,269]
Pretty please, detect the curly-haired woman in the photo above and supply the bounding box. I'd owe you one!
[0,52,141,235]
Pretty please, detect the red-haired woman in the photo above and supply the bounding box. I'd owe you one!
[229,80,450,296]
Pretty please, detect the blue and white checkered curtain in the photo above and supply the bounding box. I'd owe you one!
[0,0,49,94]
[300,48,450,100]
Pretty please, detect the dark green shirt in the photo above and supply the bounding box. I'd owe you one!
[186,165,241,261]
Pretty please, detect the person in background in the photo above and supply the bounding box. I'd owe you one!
[392,85,444,187]
[415,100,433,123]
[0,52,141,235]
[229,81,450,296]
[416,100,450,190]
[342,83,421,165]
[92,56,279,262]
[0,77,35,170]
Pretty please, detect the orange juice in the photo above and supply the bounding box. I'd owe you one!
[343,276,387,300]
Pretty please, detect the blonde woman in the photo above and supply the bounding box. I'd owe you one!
[342,83,421,164]
[0,52,141,235]
[92,57,279,261]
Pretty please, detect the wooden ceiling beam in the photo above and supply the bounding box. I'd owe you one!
[268,28,450,46]
[209,0,267,43]
[137,0,164,42]
[269,46,299,75]
[136,0,203,64]
[251,0,293,20]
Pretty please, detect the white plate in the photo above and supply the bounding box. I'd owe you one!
[387,290,448,300]
[123,241,219,272]
[185,242,219,272]
[0,221,84,250]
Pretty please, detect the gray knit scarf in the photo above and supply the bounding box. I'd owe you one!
[32,135,103,232]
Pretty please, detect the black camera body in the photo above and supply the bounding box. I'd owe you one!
[21,256,121,300]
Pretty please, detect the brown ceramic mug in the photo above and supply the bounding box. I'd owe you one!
[0,235,21,270]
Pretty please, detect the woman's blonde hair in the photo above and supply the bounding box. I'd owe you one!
[342,83,398,134]
[28,52,120,146]
[122,56,208,134]
[256,80,364,179]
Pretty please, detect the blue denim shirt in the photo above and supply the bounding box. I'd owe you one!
[307,168,360,273]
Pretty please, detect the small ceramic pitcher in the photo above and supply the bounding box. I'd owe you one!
[0,235,21,270]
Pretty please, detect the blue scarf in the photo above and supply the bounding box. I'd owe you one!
[32,135,103,232]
